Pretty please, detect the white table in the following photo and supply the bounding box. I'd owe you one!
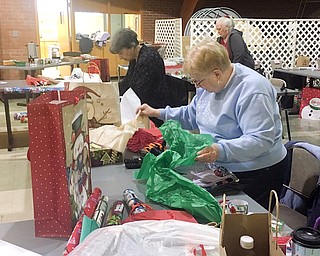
[0,60,89,78]
[274,68,320,79]
[274,68,320,89]
[0,80,63,151]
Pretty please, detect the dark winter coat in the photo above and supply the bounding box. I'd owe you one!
[217,29,255,69]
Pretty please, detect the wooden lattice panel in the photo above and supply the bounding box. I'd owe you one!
[190,18,320,78]
[155,18,182,58]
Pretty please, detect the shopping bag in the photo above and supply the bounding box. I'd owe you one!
[65,81,121,127]
[27,90,92,238]
[299,87,320,120]
[87,59,110,82]
[66,67,102,83]
[220,190,285,256]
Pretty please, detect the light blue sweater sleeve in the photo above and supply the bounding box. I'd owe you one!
[159,64,286,172]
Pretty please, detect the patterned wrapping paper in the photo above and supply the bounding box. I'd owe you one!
[4,85,64,94]
[90,143,123,167]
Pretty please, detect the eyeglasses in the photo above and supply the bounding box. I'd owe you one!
[191,78,205,88]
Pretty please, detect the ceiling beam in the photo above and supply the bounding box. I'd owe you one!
[180,0,205,33]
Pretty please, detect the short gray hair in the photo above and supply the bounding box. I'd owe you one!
[216,16,235,31]
[109,28,139,54]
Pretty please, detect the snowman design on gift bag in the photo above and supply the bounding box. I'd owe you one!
[301,97,320,120]
[67,112,90,221]
[73,86,112,127]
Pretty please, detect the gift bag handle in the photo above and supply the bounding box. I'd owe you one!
[268,190,282,251]
[219,194,227,246]
[193,244,207,256]
[83,62,101,82]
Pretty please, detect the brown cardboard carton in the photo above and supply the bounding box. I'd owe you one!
[182,36,190,58]
[296,55,310,67]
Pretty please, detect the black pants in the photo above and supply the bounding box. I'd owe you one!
[234,153,288,210]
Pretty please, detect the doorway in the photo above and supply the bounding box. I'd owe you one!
[36,0,70,77]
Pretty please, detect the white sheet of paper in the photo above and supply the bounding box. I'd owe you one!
[120,88,141,125]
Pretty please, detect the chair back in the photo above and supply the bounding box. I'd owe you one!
[289,147,320,197]
[280,141,320,228]
[270,78,294,109]
[270,77,286,89]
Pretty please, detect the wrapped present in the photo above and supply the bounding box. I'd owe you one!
[13,111,27,120]
[90,143,123,167]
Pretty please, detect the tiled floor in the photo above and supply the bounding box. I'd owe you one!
[0,147,33,223]
[0,104,320,224]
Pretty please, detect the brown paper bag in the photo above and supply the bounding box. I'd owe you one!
[65,82,121,127]
[220,190,285,256]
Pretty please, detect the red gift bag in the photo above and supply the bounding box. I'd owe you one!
[27,90,92,238]
[299,87,320,120]
[87,59,110,82]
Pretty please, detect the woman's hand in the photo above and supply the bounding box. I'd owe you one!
[136,103,160,118]
[195,144,220,163]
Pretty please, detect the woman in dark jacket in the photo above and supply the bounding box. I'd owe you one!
[216,16,255,69]
[110,28,169,126]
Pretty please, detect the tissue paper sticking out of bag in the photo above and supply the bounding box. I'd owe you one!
[89,122,138,153]
[121,88,150,129]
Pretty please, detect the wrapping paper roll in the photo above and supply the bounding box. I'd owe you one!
[105,200,125,226]
[84,187,102,218]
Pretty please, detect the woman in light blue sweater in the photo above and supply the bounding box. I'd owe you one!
[137,39,288,209]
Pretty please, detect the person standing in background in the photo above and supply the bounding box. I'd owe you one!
[216,16,255,69]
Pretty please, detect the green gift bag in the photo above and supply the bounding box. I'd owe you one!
[135,120,222,224]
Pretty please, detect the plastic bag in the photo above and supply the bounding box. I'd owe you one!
[160,120,214,164]
[69,220,221,256]
[135,120,222,224]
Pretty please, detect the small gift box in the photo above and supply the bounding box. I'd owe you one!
[90,143,123,167]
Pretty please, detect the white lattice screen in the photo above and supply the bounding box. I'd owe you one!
[190,18,320,78]
[154,18,182,59]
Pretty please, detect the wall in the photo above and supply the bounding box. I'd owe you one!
[1,0,320,79]
[0,0,38,80]
[142,0,320,43]
[142,0,184,42]
[201,0,320,18]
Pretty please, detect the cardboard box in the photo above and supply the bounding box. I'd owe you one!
[90,143,123,167]
[271,60,283,70]
[182,36,190,58]
[296,55,310,67]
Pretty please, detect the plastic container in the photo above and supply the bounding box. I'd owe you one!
[291,227,320,256]
[239,235,256,256]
